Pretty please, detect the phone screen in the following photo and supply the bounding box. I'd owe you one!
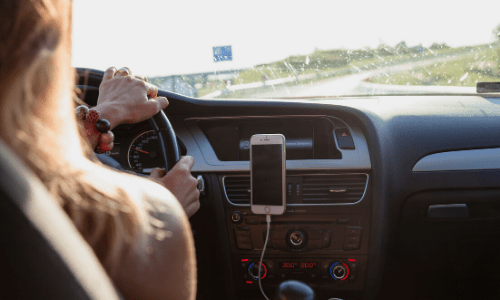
[251,144,283,206]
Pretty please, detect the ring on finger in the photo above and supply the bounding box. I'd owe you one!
[117,67,130,76]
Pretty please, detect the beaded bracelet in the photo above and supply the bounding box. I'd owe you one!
[75,105,113,154]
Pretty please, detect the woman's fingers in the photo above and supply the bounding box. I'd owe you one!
[144,97,169,117]
[133,75,148,82]
[145,82,158,98]
[150,167,167,180]
[184,199,201,218]
[103,67,117,80]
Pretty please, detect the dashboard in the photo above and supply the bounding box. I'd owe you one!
[79,71,500,300]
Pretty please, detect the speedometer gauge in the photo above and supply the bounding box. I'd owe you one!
[127,130,163,173]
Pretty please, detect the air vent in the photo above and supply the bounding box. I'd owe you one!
[223,176,250,205]
[223,174,368,205]
[302,174,368,204]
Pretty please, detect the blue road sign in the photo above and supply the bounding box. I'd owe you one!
[213,46,232,62]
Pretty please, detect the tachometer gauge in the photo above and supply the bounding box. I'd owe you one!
[127,130,163,173]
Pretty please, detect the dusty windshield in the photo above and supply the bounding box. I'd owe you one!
[72,0,500,99]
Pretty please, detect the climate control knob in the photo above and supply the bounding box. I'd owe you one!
[330,262,350,281]
[248,262,267,280]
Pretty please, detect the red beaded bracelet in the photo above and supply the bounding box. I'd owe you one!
[75,105,113,154]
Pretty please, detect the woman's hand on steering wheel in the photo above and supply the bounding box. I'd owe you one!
[149,156,201,218]
[95,66,169,130]
[85,67,197,216]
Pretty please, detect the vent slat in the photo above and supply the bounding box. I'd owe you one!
[302,194,364,197]
[302,174,367,204]
[224,177,251,204]
[303,187,365,191]
[226,189,250,193]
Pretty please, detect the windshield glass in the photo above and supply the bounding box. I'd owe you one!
[72,0,500,98]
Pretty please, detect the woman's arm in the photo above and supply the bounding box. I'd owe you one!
[82,66,201,218]
[82,164,197,300]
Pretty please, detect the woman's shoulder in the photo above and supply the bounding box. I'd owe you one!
[81,162,196,300]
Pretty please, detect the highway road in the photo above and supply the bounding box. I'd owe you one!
[241,55,475,99]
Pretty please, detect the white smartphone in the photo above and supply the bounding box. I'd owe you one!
[250,134,286,215]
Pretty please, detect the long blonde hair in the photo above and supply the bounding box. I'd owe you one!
[0,0,139,274]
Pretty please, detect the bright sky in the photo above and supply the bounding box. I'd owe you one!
[72,0,500,76]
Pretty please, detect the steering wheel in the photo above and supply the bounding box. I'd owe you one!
[76,68,180,172]
[149,110,180,171]
[78,68,204,198]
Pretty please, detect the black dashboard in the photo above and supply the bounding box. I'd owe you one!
[79,71,500,300]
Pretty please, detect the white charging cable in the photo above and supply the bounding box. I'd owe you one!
[258,214,272,300]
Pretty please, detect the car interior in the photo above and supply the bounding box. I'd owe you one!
[1,67,500,300]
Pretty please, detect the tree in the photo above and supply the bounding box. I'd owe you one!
[494,24,500,43]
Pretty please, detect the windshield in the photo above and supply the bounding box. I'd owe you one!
[72,0,500,99]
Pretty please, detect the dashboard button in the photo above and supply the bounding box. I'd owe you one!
[344,227,362,249]
[265,260,275,274]
[308,239,322,250]
[337,217,350,224]
[345,227,362,235]
[236,236,251,243]
[235,227,251,236]
[231,211,243,224]
[321,230,332,248]
[307,227,322,240]
[345,235,360,243]
[296,183,301,196]
[349,261,359,270]
[344,241,360,250]
[335,128,355,150]
[321,260,333,272]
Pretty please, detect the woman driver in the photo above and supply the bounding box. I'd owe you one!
[0,0,197,299]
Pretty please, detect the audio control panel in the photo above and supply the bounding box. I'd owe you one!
[231,215,365,252]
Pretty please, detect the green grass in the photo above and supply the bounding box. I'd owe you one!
[233,67,295,85]
[196,82,229,97]
[369,46,500,87]
[232,45,491,86]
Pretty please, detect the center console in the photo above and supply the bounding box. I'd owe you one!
[184,115,372,298]
[221,172,371,299]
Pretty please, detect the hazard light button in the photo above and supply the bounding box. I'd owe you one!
[335,128,355,150]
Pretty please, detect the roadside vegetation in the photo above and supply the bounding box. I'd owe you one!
[218,43,497,97]
[232,43,458,86]
[369,46,500,87]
